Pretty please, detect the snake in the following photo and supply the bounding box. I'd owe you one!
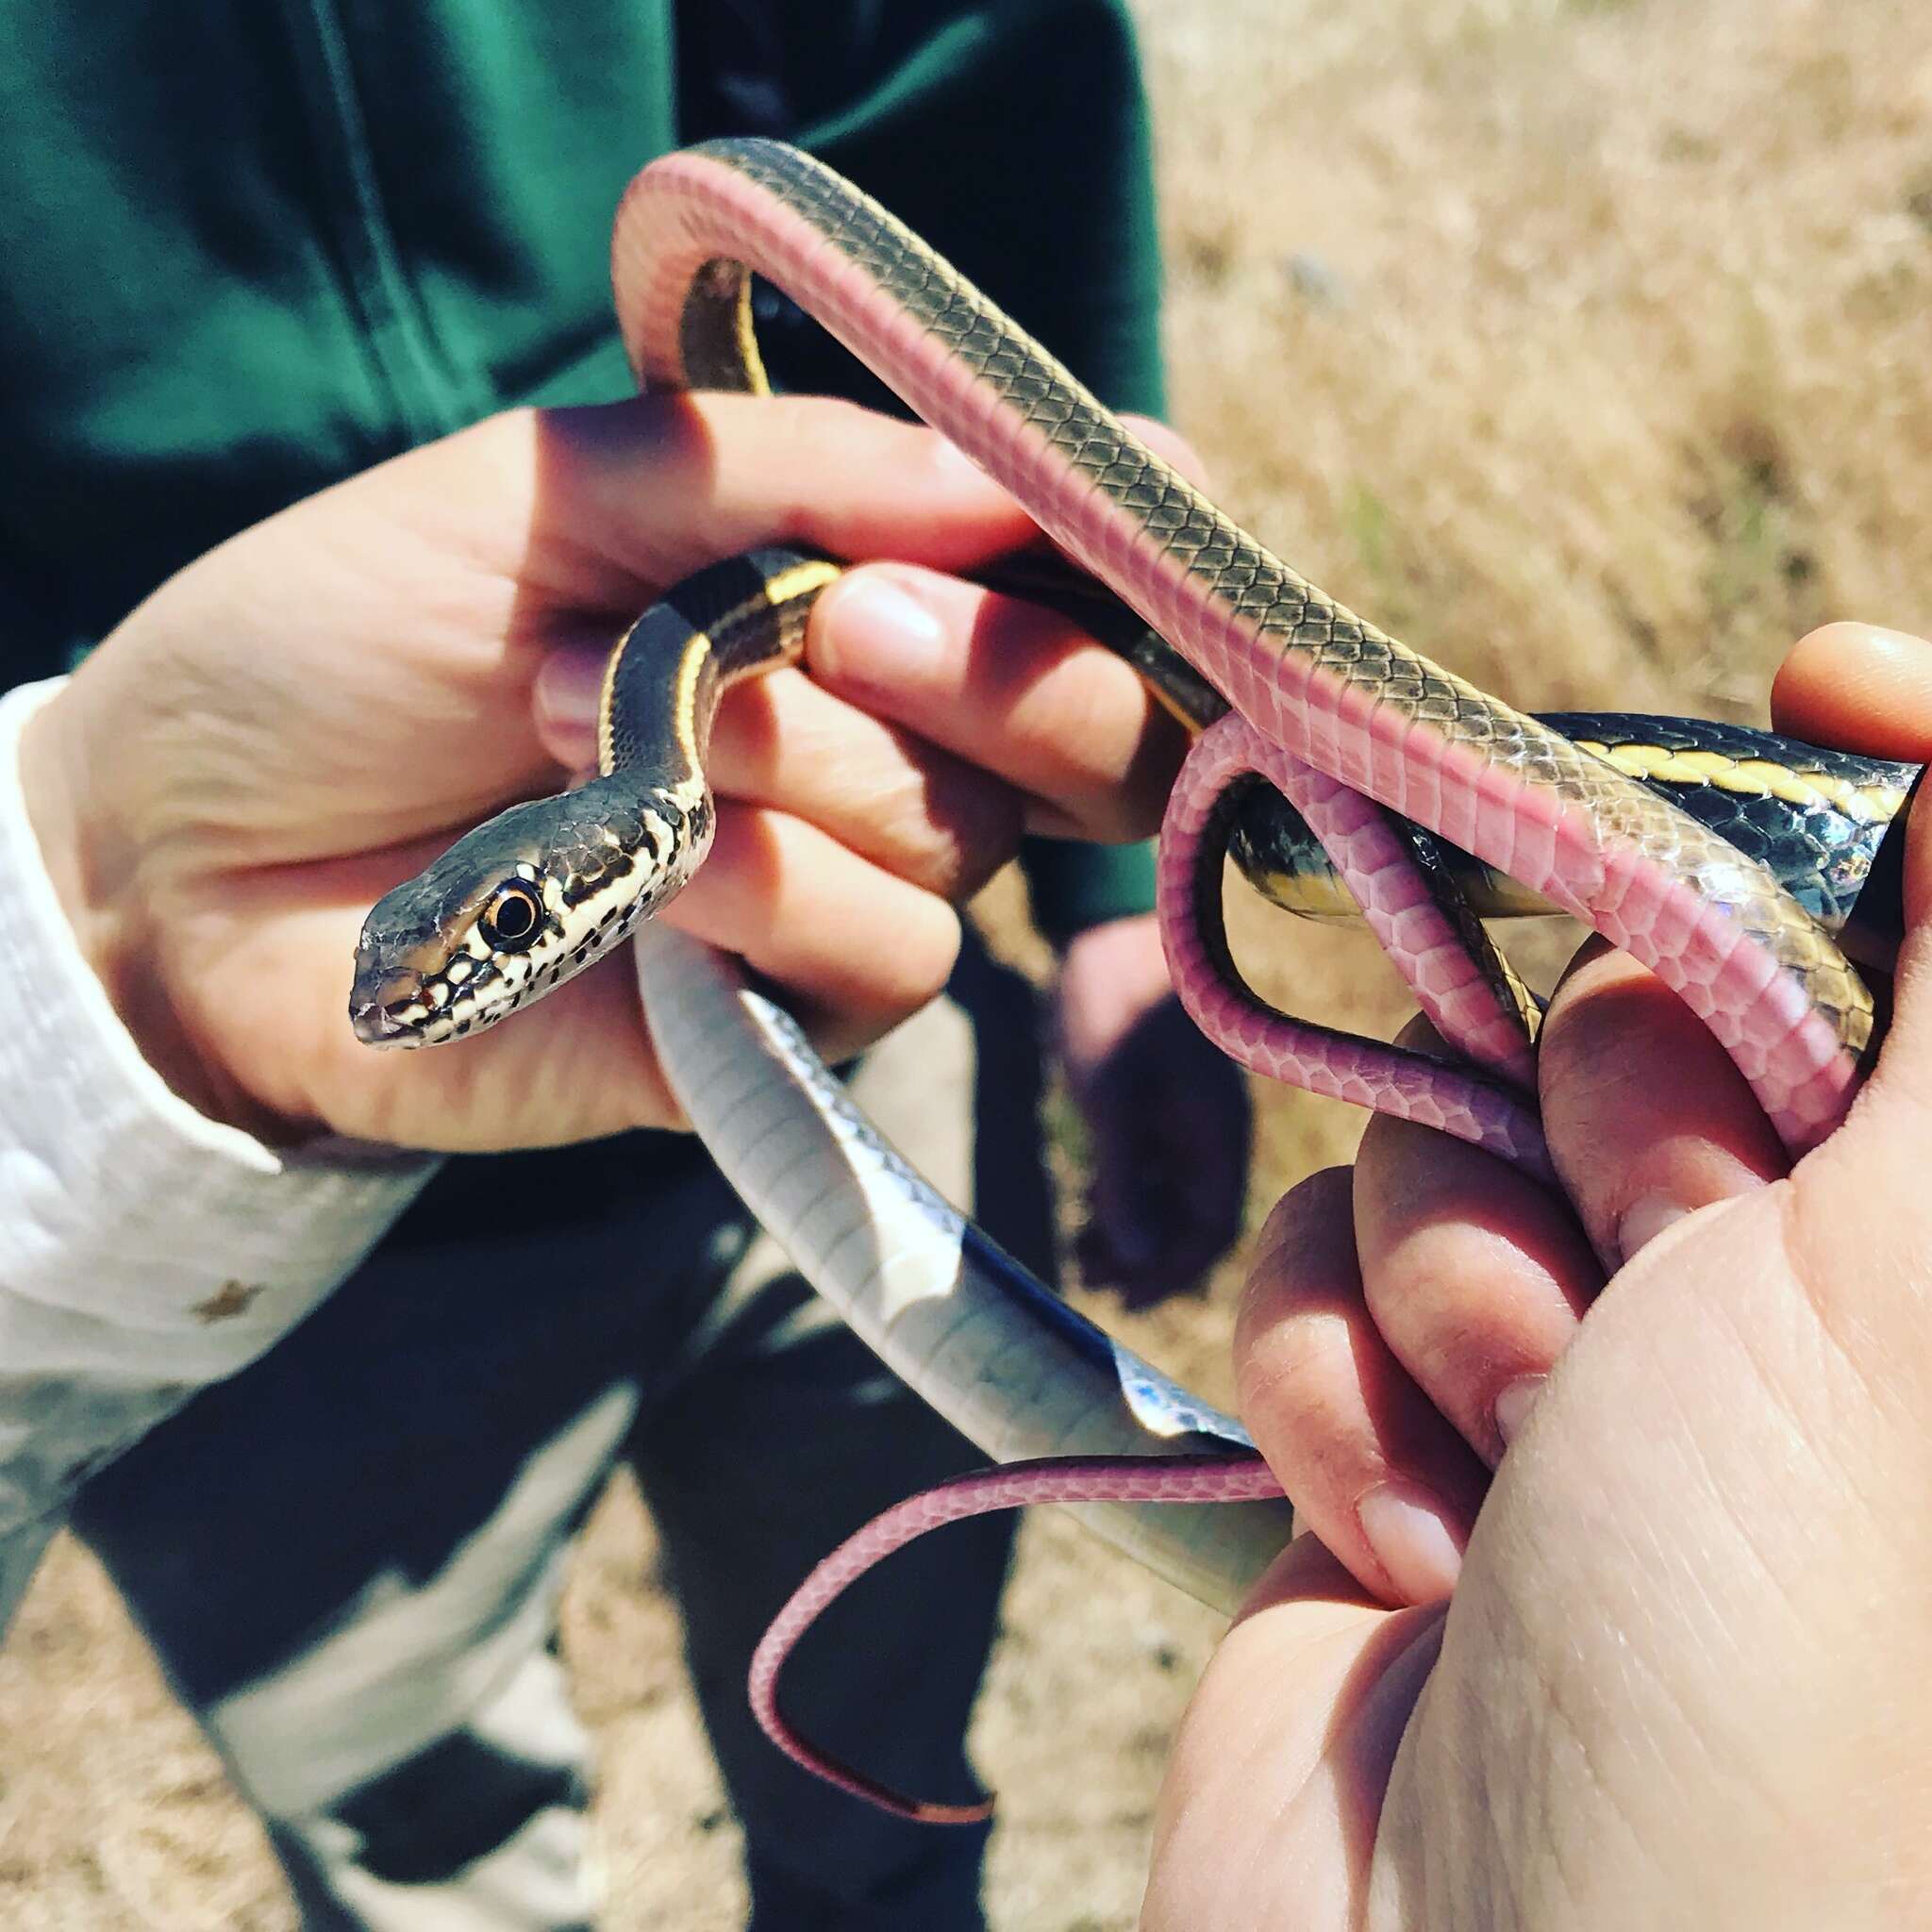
[350,139,1919,1821]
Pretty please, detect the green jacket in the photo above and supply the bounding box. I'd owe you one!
[0,0,1167,938]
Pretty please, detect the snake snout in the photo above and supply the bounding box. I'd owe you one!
[351,998,417,1046]
[349,952,431,1047]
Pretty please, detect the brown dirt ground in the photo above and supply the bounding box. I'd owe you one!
[6,1,1932,1924]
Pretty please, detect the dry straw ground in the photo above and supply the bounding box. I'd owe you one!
[6,0,1931,1924]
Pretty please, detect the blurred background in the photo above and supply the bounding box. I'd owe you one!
[5,0,1929,1924]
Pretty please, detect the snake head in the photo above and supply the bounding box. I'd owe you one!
[350,782,705,1047]
[351,805,559,1047]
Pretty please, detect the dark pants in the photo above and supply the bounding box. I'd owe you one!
[73,941,1056,1930]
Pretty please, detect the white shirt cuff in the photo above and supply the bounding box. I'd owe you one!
[0,677,437,1552]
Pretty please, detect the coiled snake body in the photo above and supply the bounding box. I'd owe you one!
[352,140,1917,1820]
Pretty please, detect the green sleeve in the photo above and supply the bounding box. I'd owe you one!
[1016,838,1159,946]
[0,0,1172,941]
[681,0,1169,939]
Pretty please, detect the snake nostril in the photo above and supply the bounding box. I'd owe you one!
[349,964,428,1045]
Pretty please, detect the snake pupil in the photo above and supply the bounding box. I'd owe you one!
[482,882,542,951]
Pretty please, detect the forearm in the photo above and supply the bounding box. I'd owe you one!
[0,679,433,1623]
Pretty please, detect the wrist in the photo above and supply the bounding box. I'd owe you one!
[18,683,132,998]
[17,686,307,1141]
[1024,837,1158,951]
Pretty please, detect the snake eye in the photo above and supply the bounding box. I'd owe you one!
[480,881,544,954]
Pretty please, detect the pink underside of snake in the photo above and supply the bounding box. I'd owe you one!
[609,148,1868,1819]
[746,1455,1289,1824]
[1158,712,1556,1179]
[612,151,1859,1150]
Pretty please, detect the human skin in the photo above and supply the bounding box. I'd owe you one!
[1144,623,1932,1931]
[17,391,1193,1153]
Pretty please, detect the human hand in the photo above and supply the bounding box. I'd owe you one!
[19,394,1185,1152]
[1053,911,1252,1307]
[1144,623,1932,1929]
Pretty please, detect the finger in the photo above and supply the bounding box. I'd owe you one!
[1353,1108,1602,1463]
[1236,1169,1488,1605]
[661,803,964,1065]
[535,551,1179,878]
[806,562,1186,843]
[528,401,1211,753]
[102,391,1087,870]
[228,390,1045,849]
[537,642,1028,908]
[1537,938,1789,1270]
[1773,621,1932,933]
[496,392,1049,618]
[1771,622,1932,760]
[516,393,1208,619]
[1762,626,1932,1420]
[1147,1541,1438,1932]
[1774,624,1932,1131]
[526,403,1204,834]
[708,670,1025,900]
[530,637,615,768]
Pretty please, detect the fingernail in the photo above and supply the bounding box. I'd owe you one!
[1493,1374,1544,1447]
[1357,1482,1463,1603]
[1616,1195,1690,1266]
[823,571,950,685]
[534,642,610,730]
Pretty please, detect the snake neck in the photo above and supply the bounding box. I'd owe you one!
[601,548,838,779]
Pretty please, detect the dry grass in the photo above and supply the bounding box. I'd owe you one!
[7,1,1932,1924]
